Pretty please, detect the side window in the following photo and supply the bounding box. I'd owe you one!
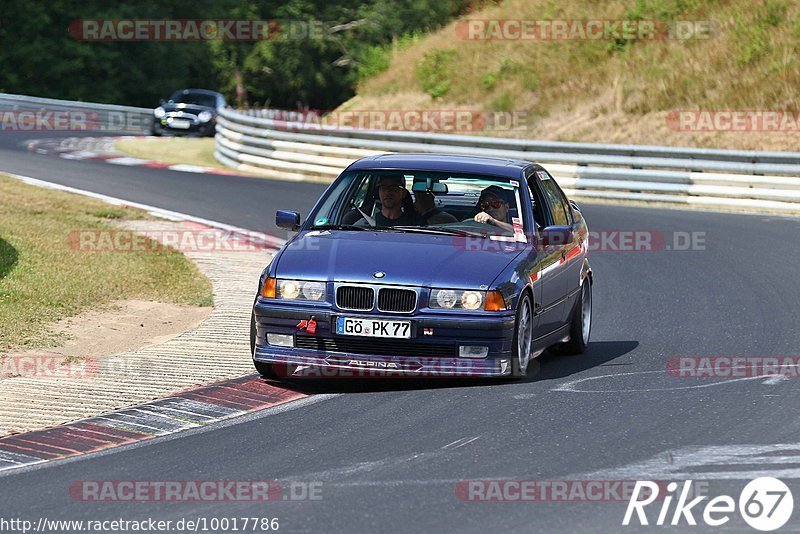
[353,175,374,208]
[525,169,548,228]
[536,171,570,226]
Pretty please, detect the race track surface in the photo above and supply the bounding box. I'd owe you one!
[2,132,798,532]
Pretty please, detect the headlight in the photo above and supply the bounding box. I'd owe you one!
[198,111,213,123]
[276,280,326,301]
[154,106,166,119]
[460,291,483,310]
[302,281,325,301]
[279,280,300,299]
[434,289,457,309]
[431,289,486,310]
[430,289,505,311]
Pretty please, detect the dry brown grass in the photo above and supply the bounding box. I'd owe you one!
[343,0,800,150]
[0,174,213,350]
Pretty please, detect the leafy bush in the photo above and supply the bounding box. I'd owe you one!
[416,49,457,98]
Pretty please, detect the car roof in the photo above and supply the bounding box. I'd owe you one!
[171,88,223,97]
[347,153,537,177]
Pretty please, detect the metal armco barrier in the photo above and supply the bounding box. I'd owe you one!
[215,107,800,212]
[0,93,151,134]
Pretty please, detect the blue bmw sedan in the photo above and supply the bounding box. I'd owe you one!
[251,154,593,379]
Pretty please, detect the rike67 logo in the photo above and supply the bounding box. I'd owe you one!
[624,477,794,531]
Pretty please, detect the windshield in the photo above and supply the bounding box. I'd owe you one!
[308,170,527,242]
[168,91,217,108]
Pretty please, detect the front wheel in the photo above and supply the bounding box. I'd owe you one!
[558,280,592,355]
[511,293,534,378]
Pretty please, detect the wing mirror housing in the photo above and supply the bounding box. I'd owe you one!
[276,210,301,231]
[540,226,574,247]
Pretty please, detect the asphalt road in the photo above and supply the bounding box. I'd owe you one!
[2,132,799,532]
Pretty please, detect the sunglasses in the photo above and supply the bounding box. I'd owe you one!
[379,184,404,193]
[480,199,505,209]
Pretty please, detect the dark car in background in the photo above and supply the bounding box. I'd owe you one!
[152,88,225,137]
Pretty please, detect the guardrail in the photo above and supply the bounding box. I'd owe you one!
[0,93,152,134]
[215,107,800,213]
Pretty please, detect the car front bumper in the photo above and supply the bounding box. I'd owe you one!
[253,300,516,378]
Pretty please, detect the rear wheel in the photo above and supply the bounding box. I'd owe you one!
[558,280,592,355]
[511,293,534,378]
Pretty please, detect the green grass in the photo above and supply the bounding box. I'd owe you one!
[115,137,223,169]
[0,174,213,350]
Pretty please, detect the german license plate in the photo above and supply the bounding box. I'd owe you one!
[336,316,411,339]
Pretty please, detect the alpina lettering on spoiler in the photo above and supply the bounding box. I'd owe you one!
[348,360,400,369]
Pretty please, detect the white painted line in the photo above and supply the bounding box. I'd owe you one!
[126,408,202,429]
[128,403,217,422]
[0,450,44,466]
[59,151,98,160]
[553,369,777,393]
[90,416,168,435]
[168,164,210,173]
[573,442,800,481]
[442,436,480,450]
[105,157,150,166]
[762,375,791,385]
[7,173,286,248]
[154,398,240,417]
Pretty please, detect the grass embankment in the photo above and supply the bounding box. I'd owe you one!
[115,137,223,169]
[0,174,213,350]
[344,0,800,150]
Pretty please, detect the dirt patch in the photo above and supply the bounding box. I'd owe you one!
[3,299,211,361]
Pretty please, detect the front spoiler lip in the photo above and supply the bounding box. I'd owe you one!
[253,346,511,378]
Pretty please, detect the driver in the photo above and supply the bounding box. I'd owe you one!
[472,185,514,233]
[372,174,422,227]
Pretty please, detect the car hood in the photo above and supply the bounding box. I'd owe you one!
[274,230,526,288]
[161,103,215,115]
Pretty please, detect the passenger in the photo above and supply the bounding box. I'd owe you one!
[414,189,457,225]
[472,185,514,233]
[373,174,421,227]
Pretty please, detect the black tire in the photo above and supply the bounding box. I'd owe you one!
[254,360,282,378]
[511,293,534,378]
[558,280,592,355]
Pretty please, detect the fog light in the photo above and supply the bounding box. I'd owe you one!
[499,359,510,374]
[459,345,488,358]
[267,333,294,347]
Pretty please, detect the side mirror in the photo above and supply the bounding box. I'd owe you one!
[276,210,301,231]
[540,226,574,247]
